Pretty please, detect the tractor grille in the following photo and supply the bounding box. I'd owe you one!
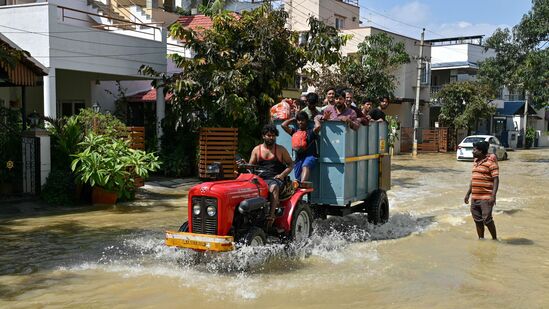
[191,197,218,235]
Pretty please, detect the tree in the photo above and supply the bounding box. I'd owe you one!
[478,0,549,109]
[312,32,410,104]
[139,6,348,175]
[436,81,496,148]
[0,39,29,69]
[346,33,410,103]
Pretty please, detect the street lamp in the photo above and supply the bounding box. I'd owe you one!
[27,110,40,128]
[92,102,101,113]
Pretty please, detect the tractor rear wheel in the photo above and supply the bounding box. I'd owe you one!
[290,203,313,241]
[366,189,389,224]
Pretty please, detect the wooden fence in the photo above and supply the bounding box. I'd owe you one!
[199,128,238,179]
[126,126,145,187]
[400,127,449,153]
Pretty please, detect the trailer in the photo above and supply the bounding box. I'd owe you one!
[275,120,391,221]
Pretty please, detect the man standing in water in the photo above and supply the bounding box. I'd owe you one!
[464,141,499,240]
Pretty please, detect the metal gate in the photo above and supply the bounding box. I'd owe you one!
[21,136,41,194]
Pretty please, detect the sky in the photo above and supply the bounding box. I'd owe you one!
[359,0,534,40]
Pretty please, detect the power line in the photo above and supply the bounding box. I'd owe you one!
[0,24,167,49]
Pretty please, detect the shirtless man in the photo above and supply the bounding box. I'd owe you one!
[249,124,294,227]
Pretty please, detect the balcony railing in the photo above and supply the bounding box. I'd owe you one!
[430,85,443,97]
[59,5,162,41]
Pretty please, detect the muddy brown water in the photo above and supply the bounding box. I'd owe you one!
[1,149,548,308]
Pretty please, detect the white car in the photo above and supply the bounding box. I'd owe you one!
[456,135,508,161]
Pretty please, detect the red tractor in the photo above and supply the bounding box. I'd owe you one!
[165,163,314,252]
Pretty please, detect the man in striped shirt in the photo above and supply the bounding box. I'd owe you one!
[464,141,499,240]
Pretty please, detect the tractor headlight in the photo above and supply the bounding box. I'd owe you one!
[193,204,201,215]
[207,205,217,217]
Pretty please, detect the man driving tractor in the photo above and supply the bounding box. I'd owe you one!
[248,124,294,228]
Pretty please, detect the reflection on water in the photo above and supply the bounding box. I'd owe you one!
[1,149,548,307]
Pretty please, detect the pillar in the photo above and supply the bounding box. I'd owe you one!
[156,86,165,150]
[43,68,56,119]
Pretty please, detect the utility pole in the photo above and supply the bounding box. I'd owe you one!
[522,90,529,148]
[412,28,425,158]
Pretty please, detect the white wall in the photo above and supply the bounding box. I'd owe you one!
[341,27,431,102]
[0,2,167,76]
[431,44,495,66]
[0,4,51,67]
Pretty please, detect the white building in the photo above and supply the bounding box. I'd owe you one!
[285,0,431,145]
[0,0,168,120]
[427,35,548,147]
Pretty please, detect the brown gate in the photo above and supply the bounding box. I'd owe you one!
[400,127,449,153]
[126,126,145,187]
[199,128,238,179]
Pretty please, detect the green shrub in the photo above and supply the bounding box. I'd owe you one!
[41,168,75,206]
[71,132,161,200]
[0,107,22,186]
[525,127,535,148]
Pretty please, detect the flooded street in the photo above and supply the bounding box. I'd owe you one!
[1,149,548,308]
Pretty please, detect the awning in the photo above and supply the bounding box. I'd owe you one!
[126,88,173,103]
[496,101,538,116]
[0,33,47,86]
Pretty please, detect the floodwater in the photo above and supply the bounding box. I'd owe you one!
[1,149,548,308]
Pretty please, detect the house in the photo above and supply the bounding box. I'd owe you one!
[0,0,168,119]
[1,32,48,125]
[285,0,431,154]
[427,35,548,147]
[0,0,172,186]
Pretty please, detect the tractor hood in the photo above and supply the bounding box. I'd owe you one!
[188,174,268,201]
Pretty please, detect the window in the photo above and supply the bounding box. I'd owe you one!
[420,62,431,85]
[60,100,85,117]
[335,16,345,29]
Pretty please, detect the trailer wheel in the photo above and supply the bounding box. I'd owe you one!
[290,203,313,241]
[178,221,189,232]
[366,190,389,224]
[240,227,267,246]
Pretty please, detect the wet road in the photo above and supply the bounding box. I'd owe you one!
[1,149,548,308]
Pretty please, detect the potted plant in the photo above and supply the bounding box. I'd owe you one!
[71,132,160,204]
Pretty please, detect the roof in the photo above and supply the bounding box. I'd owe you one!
[496,101,538,116]
[0,33,48,86]
[175,13,240,32]
[431,61,478,70]
[176,14,214,32]
[426,35,484,44]
[126,88,173,103]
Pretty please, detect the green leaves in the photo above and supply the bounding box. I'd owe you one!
[71,132,161,198]
[312,32,410,103]
[479,0,549,109]
[436,81,496,130]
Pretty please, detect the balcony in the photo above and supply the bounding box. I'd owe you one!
[0,1,166,76]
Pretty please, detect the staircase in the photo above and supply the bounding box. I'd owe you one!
[87,0,128,23]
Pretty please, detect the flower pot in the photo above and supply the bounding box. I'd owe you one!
[91,186,118,205]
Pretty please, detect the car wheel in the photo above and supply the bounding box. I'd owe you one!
[178,221,189,232]
[290,202,313,241]
[366,189,389,224]
[503,152,508,160]
[240,227,267,246]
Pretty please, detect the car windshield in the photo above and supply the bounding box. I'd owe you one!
[462,137,486,144]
